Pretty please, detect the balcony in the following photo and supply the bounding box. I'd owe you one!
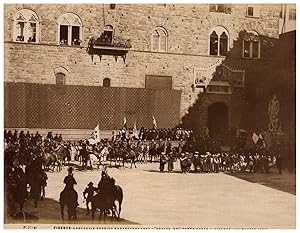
[87,35,132,63]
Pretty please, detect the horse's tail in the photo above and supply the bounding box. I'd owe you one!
[115,185,123,218]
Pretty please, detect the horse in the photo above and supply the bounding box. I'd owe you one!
[25,158,46,208]
[59,185,78,223]
[107,147,122,167]
[53,145,70,166]
[43,152,61,172]
[91,181,123,222]
[99,146,110,163]
[6,166,27,215]
[79,145,92,170]
[121,148,137,168]
[88,152,102,170]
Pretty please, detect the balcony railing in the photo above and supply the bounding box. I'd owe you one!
[87,36,132,62]
[88,36,132,49]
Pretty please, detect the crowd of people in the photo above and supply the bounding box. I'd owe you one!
[4,128,285,222]
[4,128,283,174]
[136,127,193,141]
[158,150,281,174]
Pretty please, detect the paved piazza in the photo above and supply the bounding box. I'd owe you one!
[18,162,295,228]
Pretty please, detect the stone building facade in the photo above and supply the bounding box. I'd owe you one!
[4,4,284,135]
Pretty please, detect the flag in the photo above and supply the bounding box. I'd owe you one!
[252,133,259,144]
[88,124,100,145]
[123,117,127,129]
[152,116,157,129]
[133,121,139,138]
[259,133,264,140]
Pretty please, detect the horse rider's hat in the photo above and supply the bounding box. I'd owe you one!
[68,167,74,174]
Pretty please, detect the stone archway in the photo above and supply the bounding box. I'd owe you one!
[207,102,228,137]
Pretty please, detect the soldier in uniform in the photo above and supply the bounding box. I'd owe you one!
[179,152,188,173]
[276,154,283,175]
[46,132,53,141]
[159,152,167,172]
[167,151,174,173]
[193,151,200,173]
[54,134,59,142]
[149,139,156,163]
[166,139,172,155]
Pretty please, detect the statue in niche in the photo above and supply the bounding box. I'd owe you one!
[268,94,282,133]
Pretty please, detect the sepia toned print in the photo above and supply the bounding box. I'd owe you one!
[3,3,296,229]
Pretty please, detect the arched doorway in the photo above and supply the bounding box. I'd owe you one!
[207,102,228,137]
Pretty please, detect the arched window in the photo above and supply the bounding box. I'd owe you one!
[13,9,39,43]
[55,72,65,85]
[103,78,111,87]
[151,27,168,52]
[58,13,82,46]
[219,32,228,56]
[243,31,260,59]
[209,31,218,55]
[209,26,229,56]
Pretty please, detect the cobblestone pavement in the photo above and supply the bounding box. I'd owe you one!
[8,161,296,228]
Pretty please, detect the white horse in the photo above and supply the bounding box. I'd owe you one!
[88,146,110,170]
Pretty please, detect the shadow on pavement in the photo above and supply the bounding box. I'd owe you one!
[5,197,139,225]
[225,167,296,195]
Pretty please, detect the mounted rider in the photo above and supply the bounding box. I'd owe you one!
[97,169,114,193]
[97,169,117,212]
[63,167,77,188]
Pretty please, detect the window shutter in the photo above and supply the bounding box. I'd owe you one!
[253,6,260,17]
[209,4,217,12]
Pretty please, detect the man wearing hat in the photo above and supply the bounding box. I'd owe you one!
[159,152,167,172]
[167,151,174,173]
[179,152,189,173]
[203,152,209,173]
[63,167,77,188]
[83,182,97,215]
[193,151,200,173]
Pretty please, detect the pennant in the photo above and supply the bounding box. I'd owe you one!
[252,133,259,144]
[88,124,100,145]
[123,117,127,129]
[259,133,264,139]
[152,116,157,129]
[133,122,139,138]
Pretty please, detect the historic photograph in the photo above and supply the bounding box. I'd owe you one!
[3,3,296,229]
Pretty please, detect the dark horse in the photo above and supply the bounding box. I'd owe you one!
[59,183,78,223]
[25,156,46,208]
[6,166,27,215]
[121,148,137,169]
[53,145,70,167]
[91,179,123,222]
[43,151,61,172]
